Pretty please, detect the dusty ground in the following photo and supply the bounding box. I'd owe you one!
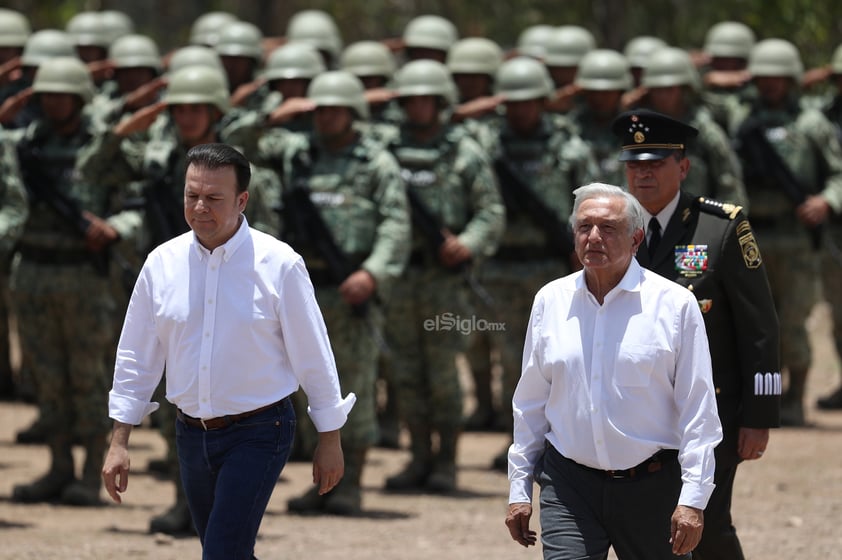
[1,304,841,559]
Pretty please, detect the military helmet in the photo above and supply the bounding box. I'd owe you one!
[20,29,77,68]
[65,11,111,48]
[190,11,238,47]
[623,35,668,69]
[544,25,596,67]
[0,8,31,48]
[495,56,553,101]
[642,47,701,91]
[163,65,230,113]
[263,42,326,81]
[100,10,134,44]
[832,44,842,76]
[575,49,633,91]
[748,38,803,81]
[447,37,503,77]
[403,15,458,52]
[307,70,369,119]
[32,56,94,102]
[394,59,458,106]
[286,9,343,60]
[340,41,396,79]
[215,21,263,61]
[516,24,556,59]
[168,45,225,75]
[703,21,755,59]
[109,34,162,71]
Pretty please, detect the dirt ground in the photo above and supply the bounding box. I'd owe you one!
[1,304,842,560]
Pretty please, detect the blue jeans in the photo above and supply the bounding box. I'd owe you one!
[176,399,295,560]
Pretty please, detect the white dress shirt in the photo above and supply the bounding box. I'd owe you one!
[508,258,722,509]
[108,216,355,433]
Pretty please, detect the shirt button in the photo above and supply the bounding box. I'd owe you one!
[201,398,208,403]
[202,366,207,371]
[205,332,210,338]
[596,439,603,445]
[207,299,213,304]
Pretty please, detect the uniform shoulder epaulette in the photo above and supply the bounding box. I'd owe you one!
[695,196,742,220]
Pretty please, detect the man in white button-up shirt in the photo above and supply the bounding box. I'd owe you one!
[505,183,722,559]
[102,143,355,559]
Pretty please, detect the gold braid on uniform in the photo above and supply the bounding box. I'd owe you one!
[695,196,742,220]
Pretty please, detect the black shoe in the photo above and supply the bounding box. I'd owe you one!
[15,420,48,445]
[817,386,842,410]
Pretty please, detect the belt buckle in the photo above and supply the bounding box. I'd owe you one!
[200,418,209,431]
[608,469,624,479]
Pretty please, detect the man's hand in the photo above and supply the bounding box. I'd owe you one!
[102,422,133,504]
[546,84,581,114]
[621,86,648,111]
[703,70,751,89]
[267,97,316,126]
[312,430,344,495]
[439,232,472,268]
[364,87,398,107]
[505,502,537,547]
[83,211,120,253]
[231,77,267,107]
[796,195,831,228]
[123,77,168,112]
[670,505,704,555]
[87,59,116,84]
[738,427,770,461]
[339,269,377,307]
[0,87,32,126]
[113,101,168,137]
[452,94,505,122]
[0,56,22,86]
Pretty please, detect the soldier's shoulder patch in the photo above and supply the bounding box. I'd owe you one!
[736,222,763,269]
[695,197,742,220]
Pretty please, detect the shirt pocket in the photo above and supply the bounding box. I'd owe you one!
[614,343,667,388]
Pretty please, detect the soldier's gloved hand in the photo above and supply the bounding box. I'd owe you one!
[339,269,377,306]
[439,232,472,268]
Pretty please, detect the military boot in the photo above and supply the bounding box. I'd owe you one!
[15,413,48,445]
[13,437,75,503]
[325,448,366,515]
[426,429,459,493]
[287,485,327,513]
[781,368,807,426]
[150,476,194,534]
[385,424,432,490]
[62,436,106,506]
[817,384,842,410]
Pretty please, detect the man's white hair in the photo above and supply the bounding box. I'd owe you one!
[570,183,645,234]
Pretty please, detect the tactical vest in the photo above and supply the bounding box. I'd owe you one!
[141,139,190,249]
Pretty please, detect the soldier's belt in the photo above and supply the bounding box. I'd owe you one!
[18,246,92,266]
[493,245,558,261]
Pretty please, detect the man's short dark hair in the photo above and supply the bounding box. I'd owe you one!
[186,143,251,193]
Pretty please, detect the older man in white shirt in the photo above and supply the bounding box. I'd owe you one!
[505,183,722,560]
[102,143,355,559]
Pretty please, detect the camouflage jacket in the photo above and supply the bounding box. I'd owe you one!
[0,137,28,256]
[388,123,505,261]
[258,128,411,295]
[486,114,598,251]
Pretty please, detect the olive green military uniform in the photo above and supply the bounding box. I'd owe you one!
[0,138,28,399]
[385,123,505,491]
[259,122,410,513]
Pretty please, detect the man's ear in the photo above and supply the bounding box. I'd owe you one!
[679,156,691,182]
[238,190,249,211]
[631,226,645,252]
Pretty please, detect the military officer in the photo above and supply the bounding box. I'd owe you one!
[615,109,780,560]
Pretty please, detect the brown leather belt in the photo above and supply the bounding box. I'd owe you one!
[176,397,289,431]
[562,449,678,480]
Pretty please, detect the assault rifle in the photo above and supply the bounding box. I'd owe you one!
[17,144,110,276]
[493,157,575,259]
[405,187,495,308]
[736,117,824,250]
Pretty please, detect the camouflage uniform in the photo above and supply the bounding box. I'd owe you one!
[0,138,28,398]
[731,39,842,425]
[259,71,410,514]
[9,58,137,506]
[385,122,504,491]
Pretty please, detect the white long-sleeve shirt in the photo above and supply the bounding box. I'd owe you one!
[508,258,722,509]
[108,216,355,433]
